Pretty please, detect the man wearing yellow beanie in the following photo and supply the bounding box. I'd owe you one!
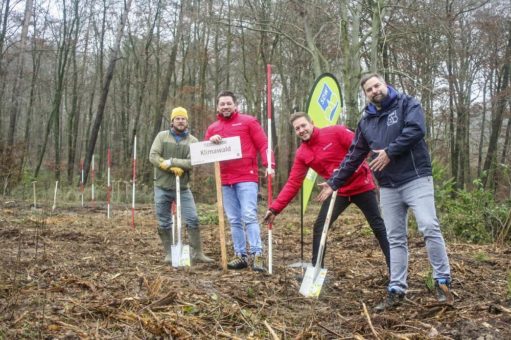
[170,106,189,121]
[149,106,213,264]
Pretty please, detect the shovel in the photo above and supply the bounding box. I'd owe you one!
[171,175,191,267]
[171,201,177,246]
[299,190,337,297]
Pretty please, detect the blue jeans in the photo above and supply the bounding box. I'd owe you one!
[222,182,262,256]
[380,176,451,293]
[154,186,199,230]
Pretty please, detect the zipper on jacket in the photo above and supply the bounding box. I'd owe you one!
[410,150,420,177]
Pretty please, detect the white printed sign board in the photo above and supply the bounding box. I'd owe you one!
[190,136,242,165]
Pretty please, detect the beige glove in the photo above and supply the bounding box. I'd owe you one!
[170,167,184,177]
[159,159,172,171]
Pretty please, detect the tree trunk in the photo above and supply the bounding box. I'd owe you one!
[34,1,76,180]
[340,0,362,129]
[369,0,385,72]
[483,20,511,189]
[478,77,488,177]
[6,0,32,146]
[83,0,132,184]
[150,1,183,143]
[501,116,510,165]
[19,27,42,179]
[0,0,11,139]
[446,1,458,187]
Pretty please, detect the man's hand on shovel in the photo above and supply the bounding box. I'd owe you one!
[170,167,184,177]
[316,182,334,202]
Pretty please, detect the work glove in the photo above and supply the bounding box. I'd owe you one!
[159,159,172,171]
[170,167,184,177]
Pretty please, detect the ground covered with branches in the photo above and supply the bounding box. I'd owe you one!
[1,199,511,339]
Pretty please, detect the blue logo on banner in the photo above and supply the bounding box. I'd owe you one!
[318,84,332,111]
[329,101,339,121]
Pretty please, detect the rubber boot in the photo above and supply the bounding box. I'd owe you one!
[157,227,173,264]
[188,228,214,263]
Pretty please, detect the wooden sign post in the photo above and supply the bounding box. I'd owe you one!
[214,162,228,271]
[191,137,242,271]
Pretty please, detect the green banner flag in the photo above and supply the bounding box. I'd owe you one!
[302,73,343,213]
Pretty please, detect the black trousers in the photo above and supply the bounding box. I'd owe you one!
[312,190,390,270]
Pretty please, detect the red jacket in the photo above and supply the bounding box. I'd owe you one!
[270,125,375,214]
[205,111,273,185]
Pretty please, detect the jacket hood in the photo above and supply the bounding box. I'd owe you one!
[365,85,398,116]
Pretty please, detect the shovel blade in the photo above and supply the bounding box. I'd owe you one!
[180,245,191,267]
[299,265,327,297]
[171,243,191,267]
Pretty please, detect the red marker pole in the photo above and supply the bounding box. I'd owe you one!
[107,147,111,219]
[131,136,137,229]
[266,64,274,274]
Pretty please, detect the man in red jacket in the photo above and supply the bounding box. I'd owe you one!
[205,90,274,272]
[263,112,390,270]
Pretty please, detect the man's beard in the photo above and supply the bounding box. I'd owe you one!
[220,111,233,118]
[371,94,384,104]
[173,125,187,133]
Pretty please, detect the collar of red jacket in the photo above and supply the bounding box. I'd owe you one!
[303,126,320,144]
[216,110,239,121]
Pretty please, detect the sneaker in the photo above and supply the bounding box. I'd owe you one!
[435,279,454,305]
[374,288,405,312]
[227,255,248,270]
[252,254,265,272]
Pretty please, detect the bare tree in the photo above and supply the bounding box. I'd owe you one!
[6,0,32,146]
[34,0,79,180]
[483,19,511,189]
[82,0,132,185]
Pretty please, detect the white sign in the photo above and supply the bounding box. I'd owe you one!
[190,136,242,165]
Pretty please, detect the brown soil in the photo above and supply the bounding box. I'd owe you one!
[1,199,510,339]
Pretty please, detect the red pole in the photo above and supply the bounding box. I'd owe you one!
[266,64,273,274]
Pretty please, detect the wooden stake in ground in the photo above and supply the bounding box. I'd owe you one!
[107,147,112,219]
[215,162,228,271]
[91,154,95,207]
[52,181,58,212]
[131,136,137,229]
[80,159,84,207]
[32,181,37,209]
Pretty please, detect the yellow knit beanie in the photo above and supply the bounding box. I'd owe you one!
[170,107,188,121]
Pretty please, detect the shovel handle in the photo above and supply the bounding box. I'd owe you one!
[176,176,182,245]
[313,190,337,278]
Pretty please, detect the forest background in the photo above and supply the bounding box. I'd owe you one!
[0,0,510,244]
